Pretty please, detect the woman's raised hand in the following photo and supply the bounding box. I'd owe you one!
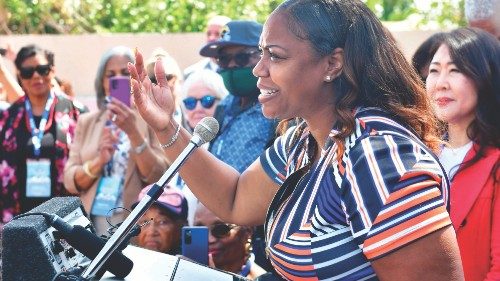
[107,98,137,136]
[128,48,176,133]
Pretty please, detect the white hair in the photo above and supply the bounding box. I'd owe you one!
[180,69,228,103]
[207,15,231,27]
[465,0,499,21]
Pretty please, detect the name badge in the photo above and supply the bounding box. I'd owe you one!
[91,176,123,217]
[26,158,51,198]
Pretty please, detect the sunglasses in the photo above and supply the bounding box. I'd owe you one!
[19,64,52,79]
[150,74,175,85]
[216,50,260,69]
[182,95,218,110]
[208,223,239,239]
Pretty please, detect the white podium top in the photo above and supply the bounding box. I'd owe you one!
[101,246,245,280]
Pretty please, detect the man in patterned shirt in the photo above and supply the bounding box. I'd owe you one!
[199,20,278,272]
[200,20,278,172]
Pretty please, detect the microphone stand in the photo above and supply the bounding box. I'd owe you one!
[81,134,204,279]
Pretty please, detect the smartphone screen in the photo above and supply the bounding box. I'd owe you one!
[181,226,208,265]
[109,76,131,107]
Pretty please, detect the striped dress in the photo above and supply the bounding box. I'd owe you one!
[260,107,451,280]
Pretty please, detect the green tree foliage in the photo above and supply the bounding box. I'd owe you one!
[0,0,464,35]
[365,0,417,21]
[0,0,281,34]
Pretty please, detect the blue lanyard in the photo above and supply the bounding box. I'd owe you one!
[25,92,54,157]
[239,259,251,277]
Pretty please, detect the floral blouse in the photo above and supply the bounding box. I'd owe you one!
[0,92,87,223]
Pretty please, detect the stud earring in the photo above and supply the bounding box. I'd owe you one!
[325,76,332,82]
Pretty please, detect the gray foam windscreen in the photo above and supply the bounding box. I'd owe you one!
[2,197,89,281]
[194,117,219,144]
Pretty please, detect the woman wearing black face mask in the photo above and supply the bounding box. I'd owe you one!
[0,44,88,224]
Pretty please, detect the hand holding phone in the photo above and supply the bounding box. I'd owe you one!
[109,76,131,107]
[182,226,209,265]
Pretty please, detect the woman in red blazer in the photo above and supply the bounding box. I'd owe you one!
[426,28,500,281]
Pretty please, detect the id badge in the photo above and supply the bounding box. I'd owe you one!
[26,158,51,198]
[91,176,122,217]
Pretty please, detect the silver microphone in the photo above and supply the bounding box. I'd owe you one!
[190,116,219,147]
[155,116,219,185]
[81,117,219,279]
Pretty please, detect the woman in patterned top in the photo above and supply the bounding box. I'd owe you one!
[0,44,87,224]
[129,0,464,280]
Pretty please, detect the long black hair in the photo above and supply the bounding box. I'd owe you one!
[441,27,500,173]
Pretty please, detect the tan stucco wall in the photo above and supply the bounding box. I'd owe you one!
[1,30,440,110]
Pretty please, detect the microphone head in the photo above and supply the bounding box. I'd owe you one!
[193,117,219,143]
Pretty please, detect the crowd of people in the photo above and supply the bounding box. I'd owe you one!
[1,0,499,280]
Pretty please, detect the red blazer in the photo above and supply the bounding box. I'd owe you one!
[450,145,500,281]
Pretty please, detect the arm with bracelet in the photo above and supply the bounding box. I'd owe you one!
[106,91,170,184]
[128,50,277,227]
[64,113,109,194]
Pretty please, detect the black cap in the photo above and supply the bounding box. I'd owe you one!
[199,20,263,58]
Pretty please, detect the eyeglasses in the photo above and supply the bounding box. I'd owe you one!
[139,218,175,229]
[182,95,218,110]
[208,223,239,239]
[216,50,260,69]
[19,64,52,79]
[150,74,175,85]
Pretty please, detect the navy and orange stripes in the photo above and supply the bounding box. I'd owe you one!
[260,107,451,280]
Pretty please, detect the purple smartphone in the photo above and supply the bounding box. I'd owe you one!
[109,76,131,107]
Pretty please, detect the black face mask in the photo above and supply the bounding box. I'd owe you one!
[218,67,259,97]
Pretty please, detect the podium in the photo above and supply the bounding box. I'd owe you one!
[101,246,249,280]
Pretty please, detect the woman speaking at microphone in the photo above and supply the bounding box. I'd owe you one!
[128,0,464,279]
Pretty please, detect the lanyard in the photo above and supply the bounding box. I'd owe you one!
[239,258,252,277]
[25,92,54,157]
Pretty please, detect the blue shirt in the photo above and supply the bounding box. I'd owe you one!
[209,95,277,172]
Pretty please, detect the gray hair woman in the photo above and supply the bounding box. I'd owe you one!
[94,46,134,110]
[64,46,169,235]
[180,69,228,130]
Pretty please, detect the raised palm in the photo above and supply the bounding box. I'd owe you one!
[128,49,176,132]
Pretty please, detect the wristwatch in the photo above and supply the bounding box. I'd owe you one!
[133,139,148,154]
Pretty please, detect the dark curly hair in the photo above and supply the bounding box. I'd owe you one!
[274,0,441,153]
